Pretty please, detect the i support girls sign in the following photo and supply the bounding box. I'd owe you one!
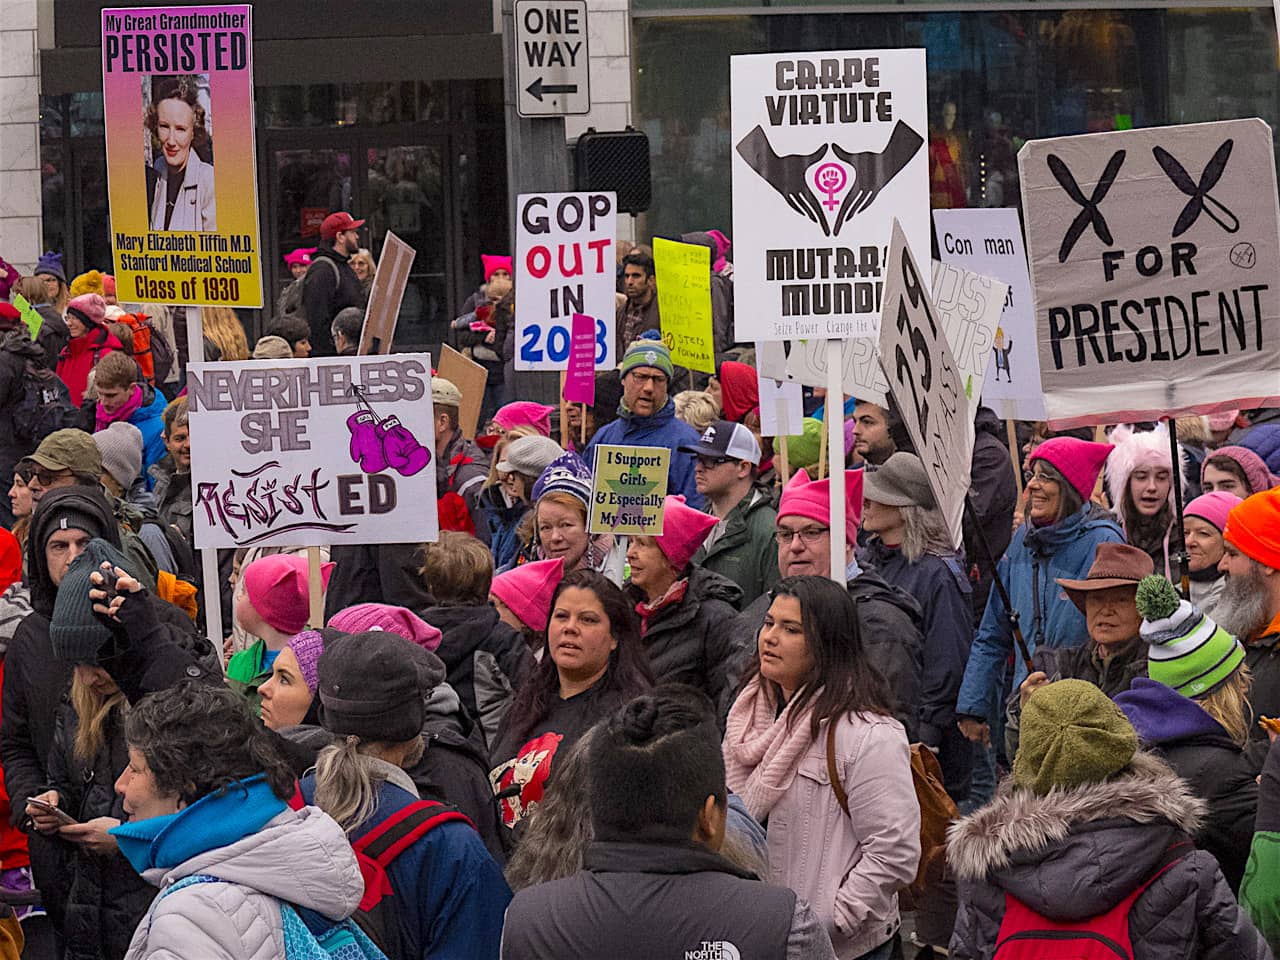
[730,50,929,341]
[186,355,439,549]
[515,191,616,371]
[101,5,264,308]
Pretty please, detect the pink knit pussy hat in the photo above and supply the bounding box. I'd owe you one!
[1028,436,1113,501]
[654,496,719,571]
[243,554,335,636]
[777,468,865,547]
[327,603,442,652]
[489,557,565,633]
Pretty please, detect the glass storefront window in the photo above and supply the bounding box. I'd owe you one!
[257,82,447,129]
[69,92,105,137]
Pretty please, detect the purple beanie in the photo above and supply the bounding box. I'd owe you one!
[327,603,442,652]
[286,630,327,694]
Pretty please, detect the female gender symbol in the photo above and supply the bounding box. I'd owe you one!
[813,162,849,211]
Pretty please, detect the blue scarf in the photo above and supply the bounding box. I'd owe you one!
[109,774,288,876]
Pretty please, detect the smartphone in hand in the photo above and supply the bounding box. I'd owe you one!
[25,798,79,826]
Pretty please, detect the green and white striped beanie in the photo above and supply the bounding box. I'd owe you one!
[1135,575,1245,698]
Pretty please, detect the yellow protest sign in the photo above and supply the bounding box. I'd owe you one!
[655,237,715,374]
[589,445,669,535]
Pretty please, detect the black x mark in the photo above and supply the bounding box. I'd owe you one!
[1152,140,1240,237]
[1049,150,1126,263]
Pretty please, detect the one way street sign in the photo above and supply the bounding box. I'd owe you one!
[515,0,591,117]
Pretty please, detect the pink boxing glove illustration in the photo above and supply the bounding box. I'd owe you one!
[344,385,432,478]
[377,415,432,476]
[347,410,389,473]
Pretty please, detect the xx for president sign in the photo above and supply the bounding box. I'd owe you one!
[1020,118,1280,427]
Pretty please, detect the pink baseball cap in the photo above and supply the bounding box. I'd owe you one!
[493,401,556,438]
[777,468,865,547]
[327,603,442,652]
[243,554,335,636]
[490,557,565,634]
[654,496,719,571]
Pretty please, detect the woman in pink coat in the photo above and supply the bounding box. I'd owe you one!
[724,576,920,960]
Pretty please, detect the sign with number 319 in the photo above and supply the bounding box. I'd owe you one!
[877,219,973,550]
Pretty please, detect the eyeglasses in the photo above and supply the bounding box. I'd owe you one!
[30,467,72,487]
[627,371,667,387]
[775,526,829,546]
[1024,468,1061,487]
[696,456,733,469]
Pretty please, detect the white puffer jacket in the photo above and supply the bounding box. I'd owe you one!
[124,805,363,960]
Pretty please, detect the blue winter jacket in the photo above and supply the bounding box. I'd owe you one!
[956,504,1123,721]
[583,398,704,509]
[126,386,169,487]
[299,774,511,960]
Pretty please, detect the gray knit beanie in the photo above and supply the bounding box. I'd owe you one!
[94,422,144,491]
[50,538,132,663]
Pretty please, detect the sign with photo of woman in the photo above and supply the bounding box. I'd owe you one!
[101,5,263,308]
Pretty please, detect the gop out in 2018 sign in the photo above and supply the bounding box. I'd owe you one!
[515,191,616,371]
[1019,118,1280,427]
[186,355,439,549]
[730,49,929,342]
[101,5,264,308]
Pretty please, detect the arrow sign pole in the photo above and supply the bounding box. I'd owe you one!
[526,77,579,102]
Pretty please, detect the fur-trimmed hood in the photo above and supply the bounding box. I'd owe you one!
[947,752,1206,920]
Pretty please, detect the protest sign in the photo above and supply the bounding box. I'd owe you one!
[730,49,929,342]
[879,220,972,549]
[101,5,263,308]
[515,191,616,371]
[187,354,438,549]
[654,238,715,374]
[933,208,1043,420]
[563,312,597,405]
[758,376,803,437]
[437,345,487,439]
[1019,118,1280,427]
[755,262,1006,412]
[360,231,415,355]
[12,294,41,339]
[588,445,669,536]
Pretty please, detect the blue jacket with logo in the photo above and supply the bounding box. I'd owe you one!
[584,398,704,509]
[956,504,1124,721]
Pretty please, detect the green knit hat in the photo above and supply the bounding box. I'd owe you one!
[783,418,823,473]
[618,338,674,380]
[50,538,132,663]
[1013,679,1138,796]
[1135,575,1245,698]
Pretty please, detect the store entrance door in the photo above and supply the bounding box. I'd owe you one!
[264,129,454,351]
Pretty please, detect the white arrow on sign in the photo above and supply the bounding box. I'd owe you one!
[515,0,591,118]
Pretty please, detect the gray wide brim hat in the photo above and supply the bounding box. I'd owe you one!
[862,452,935,509]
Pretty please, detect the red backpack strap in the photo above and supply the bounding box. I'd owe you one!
[352,801,475,910]
[447,453,474,491]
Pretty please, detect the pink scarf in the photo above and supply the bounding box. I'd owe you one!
[723,677,819,821]
[95,384,143,431]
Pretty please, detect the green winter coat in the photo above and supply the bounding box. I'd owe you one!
[692,485,779,610]
[226,639,272,714]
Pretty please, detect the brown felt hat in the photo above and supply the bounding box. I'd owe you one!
[1055,542,1154,613]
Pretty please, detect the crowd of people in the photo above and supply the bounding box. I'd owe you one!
[1,225,1280,960]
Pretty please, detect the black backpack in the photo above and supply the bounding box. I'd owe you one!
[278,257,340,326]
[14,361,80,447]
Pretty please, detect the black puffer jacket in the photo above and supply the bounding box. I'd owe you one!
[0,328,44,526]
[626,566,745,723]
[424,603,534,736]
[734,569,924,742]
[47,704,154,960]
[948,752,1270,960]
[964,406,1018,622]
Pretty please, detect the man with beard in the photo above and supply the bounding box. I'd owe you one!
[1218,487,1280,743]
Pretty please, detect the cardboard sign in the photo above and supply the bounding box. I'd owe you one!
[563,312,597,405]
[437,345,487,439]
[102,5,264,308]
[758,376,804,437]
[588,445,669,535]
[515,191,616,371]
[933,208,1043,420]
[186,354,439,549]
[1019,118,1280,427]
[360,231,415,355]
[878,221,972,550]
[730,49,929,342]
[756,262,1006,412]
[654,237,715,374]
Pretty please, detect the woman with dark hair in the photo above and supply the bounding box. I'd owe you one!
[145,75,215,232]
[489,570,652,835]
[108,681,362,960]
[724,576,919,960]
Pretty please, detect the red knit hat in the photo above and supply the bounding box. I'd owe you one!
[0,528,20,594]
[718,361,759,423]
[243,554,335,636]
[654,496,719,571]
[1028,436,1113,501]
[1224,487,1280,570]
[490,557,564,634]
[777,468,864,547]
